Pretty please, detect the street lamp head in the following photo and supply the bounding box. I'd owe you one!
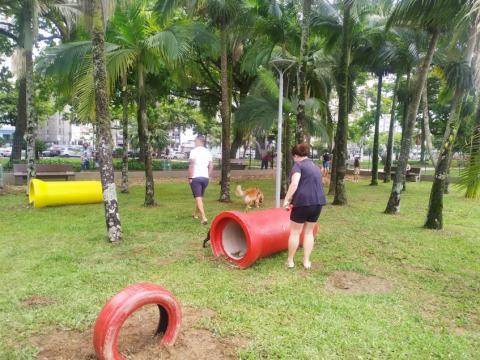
[269,58,296,73]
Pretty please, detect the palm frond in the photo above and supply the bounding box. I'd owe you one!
[457,127,480,199]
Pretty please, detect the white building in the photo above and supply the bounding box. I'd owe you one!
[37,112,72,145]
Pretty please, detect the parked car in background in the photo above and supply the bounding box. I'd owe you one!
[171,151,187,160]
[42,144,63,157]
[0,147,12,157]
[59,146,83,158]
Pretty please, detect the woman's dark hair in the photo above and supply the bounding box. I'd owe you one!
[291,143,310,157]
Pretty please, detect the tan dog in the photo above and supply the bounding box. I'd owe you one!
[235,185,264,211]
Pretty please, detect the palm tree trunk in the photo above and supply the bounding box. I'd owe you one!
[90,0,122,242]
[296,0,312,143]
[11,78,27,161]
[121,74,129,194]
[384,74,399,183]
[385,29,440,214]
[219,25,231,202]
[332,2,351,206]
[137,63,155,206]
[24,2,36,190]
[326,102,334,151]
[328,145,337,195]
[370,73,383,186]
[400,70,411,144]
[424,90,463,229]
[422,84,436,167]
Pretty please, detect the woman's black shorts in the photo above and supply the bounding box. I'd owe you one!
[290,205,322,224]
[190,177,209,198]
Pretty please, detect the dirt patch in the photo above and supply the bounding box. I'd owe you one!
[325,271,393,294]
[33,306,248,360]
[22,295,54,307]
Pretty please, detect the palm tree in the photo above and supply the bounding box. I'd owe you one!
[86,0,122,241]
[425,16,477,229]
[384,0,467,214]
[458,120,480,199]
[311,0,386,203]
[380,28,422,182]
[2,0,79,185]
[156,0,248,202]
[41,3,191,206]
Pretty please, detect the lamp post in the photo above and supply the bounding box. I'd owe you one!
[270,58,296,208]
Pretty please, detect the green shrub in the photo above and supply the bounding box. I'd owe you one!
[2,157,189,172]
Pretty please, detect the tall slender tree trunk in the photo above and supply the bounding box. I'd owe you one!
[384,74,399,183]
[90,0,122,242]
[296,0,312,143]
[425,18,477,228]
[420,123,426,163]
[385,29,440,214]
[219,25,231,202]
[400,70,411,144]
[137,63,155,206]
[400,70,412,193]
[326,102,334,151]
[11,78,27,161]
[121,74,129,193]
[422,84,436,167]
[24,2,36,190]
[424,91,463,229]
[328,145,337,195]
[332,2,351,206]
[370,73,383,186]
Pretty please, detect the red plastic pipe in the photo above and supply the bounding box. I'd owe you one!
[210,208,318,268]
[93,282,182,360]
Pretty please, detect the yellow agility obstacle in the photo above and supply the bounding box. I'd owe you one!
[29,179,103,208]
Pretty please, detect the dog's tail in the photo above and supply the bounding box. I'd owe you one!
[235,185,244,197]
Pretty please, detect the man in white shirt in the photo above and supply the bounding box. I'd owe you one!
[188,135,213,225]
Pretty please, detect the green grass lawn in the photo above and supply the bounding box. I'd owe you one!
[0,179,479,359]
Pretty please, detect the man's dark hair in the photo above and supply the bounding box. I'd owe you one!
[196,135,206,144]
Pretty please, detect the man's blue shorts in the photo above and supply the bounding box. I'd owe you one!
[190,177,209,198]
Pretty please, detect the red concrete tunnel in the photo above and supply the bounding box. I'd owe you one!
[210,207,318,268]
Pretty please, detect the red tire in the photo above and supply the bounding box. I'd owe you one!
[93,282,182,360]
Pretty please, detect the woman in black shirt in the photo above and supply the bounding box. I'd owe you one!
[283,143,326,269]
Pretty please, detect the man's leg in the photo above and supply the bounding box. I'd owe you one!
[195,197,207,223]
[193,203,200,219]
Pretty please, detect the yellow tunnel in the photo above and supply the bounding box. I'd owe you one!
[29,179,103,208]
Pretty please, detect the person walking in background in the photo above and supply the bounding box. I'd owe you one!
[322,152,331,176]
[81,143,91,171]
[188,135,213,225]
[283,143,327,269]
[267,143,274,169]
[353,157,361,182]
[261,147,269,170]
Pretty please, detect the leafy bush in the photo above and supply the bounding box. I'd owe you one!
[112,159,189,171]
[2,157,189,172]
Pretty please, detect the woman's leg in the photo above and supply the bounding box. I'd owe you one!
[302,222,316,268]
[287,221,304,267]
